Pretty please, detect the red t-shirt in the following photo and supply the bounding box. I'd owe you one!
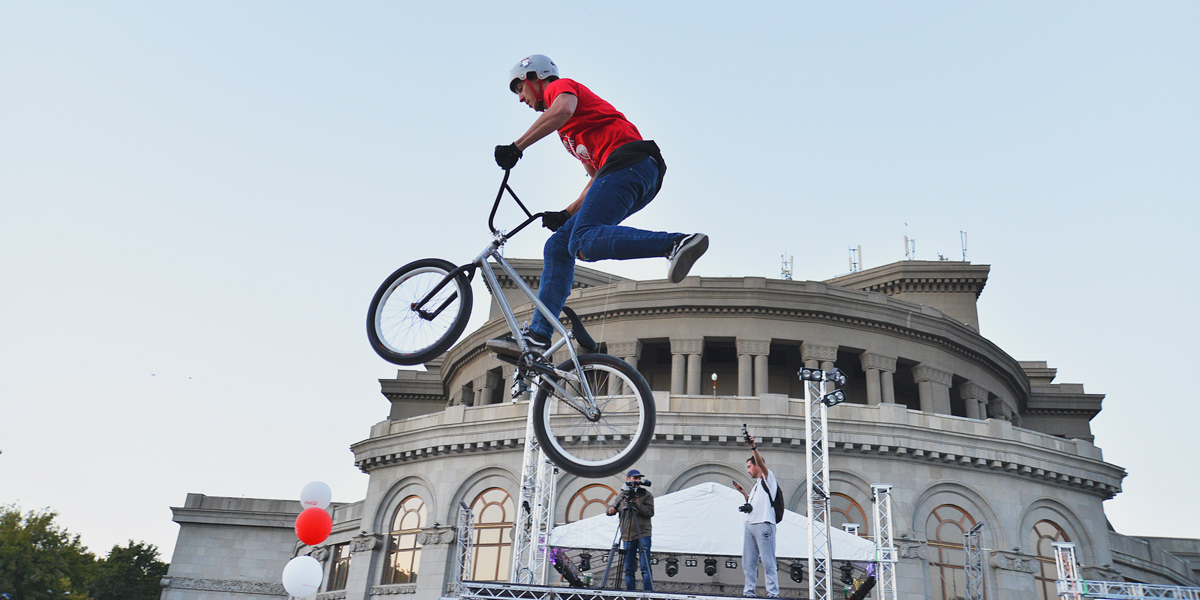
[543,78,642,171]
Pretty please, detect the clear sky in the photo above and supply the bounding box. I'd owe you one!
[2,2,1197,561]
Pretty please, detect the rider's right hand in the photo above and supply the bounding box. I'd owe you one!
[542,210,571,232]
[495,143,522,169]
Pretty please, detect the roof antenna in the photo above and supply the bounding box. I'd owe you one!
[780,253,793,280]
[960,230,968,262]
[848,245,862,272]
[904,224,916,261]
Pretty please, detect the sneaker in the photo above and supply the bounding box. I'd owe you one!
[486,330,551,358]
[667,233,709,283]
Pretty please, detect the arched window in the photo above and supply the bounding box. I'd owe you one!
[926,504,978,600]
[471,488,515,581]
[566,484,617,523]
[830,492,869,537]
[1031,520,1069,600]
[383,495,425,584]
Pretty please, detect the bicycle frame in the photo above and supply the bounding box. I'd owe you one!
[411,170,600,416]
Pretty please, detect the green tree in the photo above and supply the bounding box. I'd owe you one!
[88,541,168,600]
[0,505,95,600]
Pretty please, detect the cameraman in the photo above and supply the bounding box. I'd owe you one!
[606,469,655,591]
[732,435,779,598]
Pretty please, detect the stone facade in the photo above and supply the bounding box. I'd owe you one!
[162,260,1200,600]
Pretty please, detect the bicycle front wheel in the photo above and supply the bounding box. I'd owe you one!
[532,354,656,478]
[367,258,473,365]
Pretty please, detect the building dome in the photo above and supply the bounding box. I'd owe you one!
[162,260,1200,600]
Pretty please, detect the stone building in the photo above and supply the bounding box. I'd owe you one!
[161,259,1200,600]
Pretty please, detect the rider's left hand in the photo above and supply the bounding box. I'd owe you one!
[542,210,571,232]
[495,143,522,169]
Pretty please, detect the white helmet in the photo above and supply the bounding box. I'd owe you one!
[509,54,558,93]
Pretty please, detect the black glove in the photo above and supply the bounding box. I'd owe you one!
[542,210,571,232]
[495,143,522,169]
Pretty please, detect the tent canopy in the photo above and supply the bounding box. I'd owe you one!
[549,482,877,561]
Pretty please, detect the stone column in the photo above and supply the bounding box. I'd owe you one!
[801,342,838,372]
[343,532,386,598]
[414,524,459,599]
[737,354,753,396]
[754,355,769,397]
[671,338,703,395]
[607,340,643,395]
[737,338,770,397]
[988,396,1013,422]
[475,371,501,406]
[687,354,702,395]
[912,363,953,415]
[960,381,990,420]
[881,368,896,404]
[859,352,895,406]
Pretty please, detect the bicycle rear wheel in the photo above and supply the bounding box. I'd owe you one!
[532,353,656,478]
[367,258,473,365]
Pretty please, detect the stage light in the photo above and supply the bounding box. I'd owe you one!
[839,562,855,585]
[704,558,717,577]
[665,557,679,578]
[829,368,847,387]
[579,552,591,572]
[798,368,817,381]
[822,389,846,407]
[789,561,805,583]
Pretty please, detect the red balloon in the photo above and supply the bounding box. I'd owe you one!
[295,507,332,546]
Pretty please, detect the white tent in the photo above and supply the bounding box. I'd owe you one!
[549,482,877,561]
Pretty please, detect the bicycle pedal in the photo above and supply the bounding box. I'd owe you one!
[511,380,531,399]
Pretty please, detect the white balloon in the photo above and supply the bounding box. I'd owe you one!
[281,555,322,598]
[300,481,332,510]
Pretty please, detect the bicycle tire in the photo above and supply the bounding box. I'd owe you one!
[367,258,473,365]
[532,353,656,478]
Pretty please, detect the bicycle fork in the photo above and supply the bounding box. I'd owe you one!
[501,355,601,421]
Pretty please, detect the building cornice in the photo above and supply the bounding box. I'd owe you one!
[824,261,991,299]
[351,402,1125,499]
[440,276,1030,408]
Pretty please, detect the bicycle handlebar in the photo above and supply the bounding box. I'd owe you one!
[489,169,549,239]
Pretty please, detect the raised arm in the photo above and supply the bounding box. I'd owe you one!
[749,434,769,479]
[514,92,577,151]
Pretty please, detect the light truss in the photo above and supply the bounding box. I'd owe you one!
[510,405,559,585]
[964,522,984,600]
[454,501,476,596]
[805,378,833,600]
[1054,542,1200,600]
[456,580,735,600]
[871,484,898,600]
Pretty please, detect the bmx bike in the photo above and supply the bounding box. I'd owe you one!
[366,170,655,478]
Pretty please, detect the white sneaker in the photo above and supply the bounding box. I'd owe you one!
[667,233,709,283]
[486,331,551,357]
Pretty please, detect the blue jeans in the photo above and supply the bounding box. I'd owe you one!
[530,157,678,339]
[743,522,779,597]
[623,536,653,591]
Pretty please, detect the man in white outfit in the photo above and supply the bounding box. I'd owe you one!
[733,434,779,598]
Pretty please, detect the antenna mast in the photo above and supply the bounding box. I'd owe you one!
[781,254,793,280]
[961,230,968,261]
[848,245,862,272]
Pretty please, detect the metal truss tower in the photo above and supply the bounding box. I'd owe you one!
[510,405,559,585]
[804,377,833,600]
[871,484,898,600]
[964,522,984,600]
[1054,542,1200,600]
[454,501,476,596]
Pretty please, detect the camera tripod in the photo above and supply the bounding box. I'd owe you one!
[600,486,652,591]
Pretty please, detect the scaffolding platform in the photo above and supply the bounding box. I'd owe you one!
[452,580,757,600]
